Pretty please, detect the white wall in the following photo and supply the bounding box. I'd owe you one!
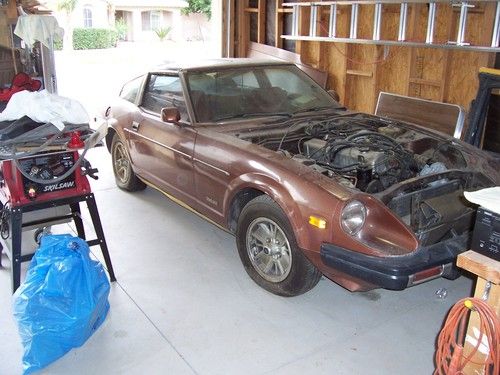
[72,0,110,29]
[121,8,184,42]
[180,13,210,42]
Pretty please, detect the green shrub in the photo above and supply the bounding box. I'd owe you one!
[154,26,172,42]
[73,28,118,50]
[115,19,128,41]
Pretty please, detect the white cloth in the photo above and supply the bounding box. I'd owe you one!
[464,187,500,215]
[14,15,64,48]
[0,90,89,130]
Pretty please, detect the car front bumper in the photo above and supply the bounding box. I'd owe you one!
[320,232,469,290]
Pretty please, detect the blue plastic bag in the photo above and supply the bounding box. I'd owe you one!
[13,234,110,374]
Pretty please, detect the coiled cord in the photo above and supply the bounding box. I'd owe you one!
[434,297,500,375]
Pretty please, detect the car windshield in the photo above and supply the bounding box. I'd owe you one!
[186,65,341,123]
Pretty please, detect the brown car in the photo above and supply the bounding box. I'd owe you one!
[104,59,499,296]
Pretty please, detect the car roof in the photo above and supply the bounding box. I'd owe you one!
[152,58,295,73]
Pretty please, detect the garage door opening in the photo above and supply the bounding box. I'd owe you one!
[48,0,220,116]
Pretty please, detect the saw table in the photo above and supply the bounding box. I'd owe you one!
[0,118,116,292]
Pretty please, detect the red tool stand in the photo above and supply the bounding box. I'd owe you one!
[0,150,116,292]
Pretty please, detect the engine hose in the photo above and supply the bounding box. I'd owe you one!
[346,131,403,150]
[434,298,500,375]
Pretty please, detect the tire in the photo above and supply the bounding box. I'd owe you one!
[111,134,146,191]
[236,195,322,296]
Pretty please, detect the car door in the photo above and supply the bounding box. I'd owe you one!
[127,73,197,202]
[188,69,262,222]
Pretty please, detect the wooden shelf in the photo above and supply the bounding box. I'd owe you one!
[457,250,500,284]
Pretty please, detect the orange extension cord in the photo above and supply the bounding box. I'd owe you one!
[434,298,500,375]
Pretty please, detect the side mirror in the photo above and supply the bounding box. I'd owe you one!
[161,107,181,124]
[328,89,340,102]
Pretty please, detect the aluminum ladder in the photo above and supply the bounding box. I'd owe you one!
[282,1,500,52]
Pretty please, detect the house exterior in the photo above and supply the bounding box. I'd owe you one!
[114,0,188,42]
[47,0,209,44]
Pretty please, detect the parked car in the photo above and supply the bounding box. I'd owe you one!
[104,59,499,296]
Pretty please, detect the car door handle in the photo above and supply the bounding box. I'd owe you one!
[132,121,141,131]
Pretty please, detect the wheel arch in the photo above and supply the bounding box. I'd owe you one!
[224,174,308,249]
[105,127,117,152]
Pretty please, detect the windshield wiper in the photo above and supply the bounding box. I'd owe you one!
[292,105,344,116]
[215,112,291,122]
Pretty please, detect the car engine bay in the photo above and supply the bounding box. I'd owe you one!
[236,113,496,245]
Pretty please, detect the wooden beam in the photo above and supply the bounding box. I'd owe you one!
[257,0,266,44]
[275,0,283,48]
[237,0,250,57]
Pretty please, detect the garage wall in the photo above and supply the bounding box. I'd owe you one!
[234,1,496,117]
[0,0,18,87]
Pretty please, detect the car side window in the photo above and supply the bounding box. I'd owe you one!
[120,75,144,103]
[141,74,188,120]
[230,71,259,89]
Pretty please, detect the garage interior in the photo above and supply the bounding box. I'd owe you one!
[0,1,499,374]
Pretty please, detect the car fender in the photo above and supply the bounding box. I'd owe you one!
[223,172,330,251]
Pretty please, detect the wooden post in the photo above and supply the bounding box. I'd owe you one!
[257,0,266,44]
[456,250,500,374]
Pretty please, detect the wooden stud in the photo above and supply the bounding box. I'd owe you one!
[257,0,266,44]
[275,0,283,48]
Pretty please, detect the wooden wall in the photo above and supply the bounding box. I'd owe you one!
[234,1,497,118]
[0,0,18,85]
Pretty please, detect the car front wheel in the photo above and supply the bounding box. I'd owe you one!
[236,195,322,296]
[111,134,146,191]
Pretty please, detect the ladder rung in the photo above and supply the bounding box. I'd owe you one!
[493,3,500,47]
[426,3,437,44]
[455,3,473,46]
[373,3,382,41]
[398,3,408,41]
[329,4,337,38]
[291,5,299,36]
[350,4,359,39]
[309,5,318,37]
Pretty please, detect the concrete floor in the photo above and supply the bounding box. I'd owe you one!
[0,41,476,374]
[0,147,475,374]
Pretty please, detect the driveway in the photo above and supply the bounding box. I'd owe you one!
[55,40,216,117]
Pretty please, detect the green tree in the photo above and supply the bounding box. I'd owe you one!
[57,0,78,50]
[182,0,211,19]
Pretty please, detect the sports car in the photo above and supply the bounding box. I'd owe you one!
[104,59,499,296]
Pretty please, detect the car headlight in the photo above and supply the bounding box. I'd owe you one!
[341,200,366,235]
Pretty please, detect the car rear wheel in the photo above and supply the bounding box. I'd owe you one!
[236,195,322,296]
[111,134,146,191]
